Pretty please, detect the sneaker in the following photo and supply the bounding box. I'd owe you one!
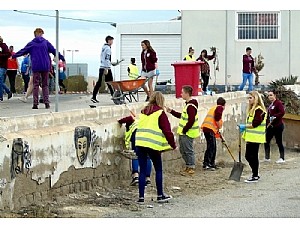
[7,92,13,100]
[18,96,27,103]
[137,197,144,203]
[157,194,172,203]
[0,98,3,102]
[263,158,271,162]
[180,167,195,176]
[204,166,215,171]
[145,96,149,102]
[39,98,44,103]
[276,158,285,164]
[244,176,260,183]
[45,103,50,109]
[91,98,99,103]
[130,177,139,186]
[32,105,38,109]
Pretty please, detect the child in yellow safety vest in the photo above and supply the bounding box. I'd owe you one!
[238,91,267,183]
[201,97,226,171]
[166,85,200,176]
[118,114,152,186]
[127,58,140,80]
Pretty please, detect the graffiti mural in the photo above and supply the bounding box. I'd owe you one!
[91,130,102,168]
[74,126,91,165]
[11,138,32,179]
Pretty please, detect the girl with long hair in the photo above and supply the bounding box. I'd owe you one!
[135,91,176,203]
[140,40,159,101]
[239,91,267,183]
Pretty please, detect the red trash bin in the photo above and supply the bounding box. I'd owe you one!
[171,61,202,98]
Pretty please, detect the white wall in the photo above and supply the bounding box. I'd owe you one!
[181,10,300,86]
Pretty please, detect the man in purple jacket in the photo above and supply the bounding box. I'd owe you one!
[12,28,65,109]
[239,47,256,92]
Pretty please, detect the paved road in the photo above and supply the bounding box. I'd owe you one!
[0,92,153,118]
[109,155,300,218]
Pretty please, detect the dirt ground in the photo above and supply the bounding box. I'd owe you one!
[1,149,299,218]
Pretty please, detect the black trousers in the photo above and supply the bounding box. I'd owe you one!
[92,68,114,99]
[245,142,260,177]
[59,79,66,89]
[22,73,30,92]
[201,73,209,92]
[6,70,17,93]
[264,123,285,160]
[203,131,217,167]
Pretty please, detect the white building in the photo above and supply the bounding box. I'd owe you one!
[181,10,300,90]
[115,20,181,83]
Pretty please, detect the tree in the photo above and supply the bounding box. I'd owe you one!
[254,53,264,86]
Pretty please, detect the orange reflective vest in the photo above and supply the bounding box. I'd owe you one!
[201,105,223,138]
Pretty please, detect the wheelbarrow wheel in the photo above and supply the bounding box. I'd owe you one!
[112,90,125,105]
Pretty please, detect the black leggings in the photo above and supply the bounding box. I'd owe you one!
[201,73,209,92]
[92,68,114,99]
[59,79,66,89]
[6,70,17,93]
[264,124,285,160]
[245,142,260,177]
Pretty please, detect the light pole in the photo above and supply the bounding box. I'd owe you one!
[66,49,79,63]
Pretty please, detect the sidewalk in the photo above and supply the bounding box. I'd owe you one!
[0,92,173,118]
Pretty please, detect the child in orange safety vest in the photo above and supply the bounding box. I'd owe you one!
[201,97,226,171]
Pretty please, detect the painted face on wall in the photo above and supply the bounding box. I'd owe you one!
[77,136,88,163]
[74,126,91,165]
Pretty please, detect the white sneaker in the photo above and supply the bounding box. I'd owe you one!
[276,158,285,164]
[263,158,271,162]
[18,96,27,103]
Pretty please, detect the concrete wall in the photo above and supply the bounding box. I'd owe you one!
[0,92,247,210]
[181,10,300,86]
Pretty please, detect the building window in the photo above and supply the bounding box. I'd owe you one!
[236,12,280,40]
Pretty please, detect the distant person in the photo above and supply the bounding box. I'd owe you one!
[239,91,267,183]
[135,91,176,203]
[196,49,216,94]
[183,47,195,61]
[6,45,19,94]
[166,85,200,175]
[91,35,117,103]
[0,35,13,102]
[264,90,286,163]
[18,55,43,103]
[201,97,226,170]
[140,40,160,102]
[57,59,67,93]
[12,28,65,109]
[127,58,139,80]
[239,47,256,92]
[20,54,30,93]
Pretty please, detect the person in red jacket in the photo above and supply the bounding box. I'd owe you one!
[264,90,286,163]
[6,46,19,94]
[140,40,160,102]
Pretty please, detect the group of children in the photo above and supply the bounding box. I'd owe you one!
[118,85,226,203]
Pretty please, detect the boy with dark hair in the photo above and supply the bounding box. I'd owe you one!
[201,97,226,170]
[167,85,200,175]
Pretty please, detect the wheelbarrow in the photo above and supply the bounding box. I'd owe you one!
[107,78,147,105]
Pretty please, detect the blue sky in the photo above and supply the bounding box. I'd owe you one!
[0,10,180,76]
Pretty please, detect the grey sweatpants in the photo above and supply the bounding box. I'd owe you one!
[179,134,195,168]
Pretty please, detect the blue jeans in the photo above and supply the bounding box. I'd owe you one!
[136,146,163,198]
[0,68,11,100]
[239,73,253,92]
[131,131,152,176]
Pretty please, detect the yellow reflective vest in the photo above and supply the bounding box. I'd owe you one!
[242,106,267,143]
[124,120,138,149]
[201,105,223,138]
[136,110,172,151]
[183,54,196,61]
[177,103,200,138]
[128,64,139,80]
